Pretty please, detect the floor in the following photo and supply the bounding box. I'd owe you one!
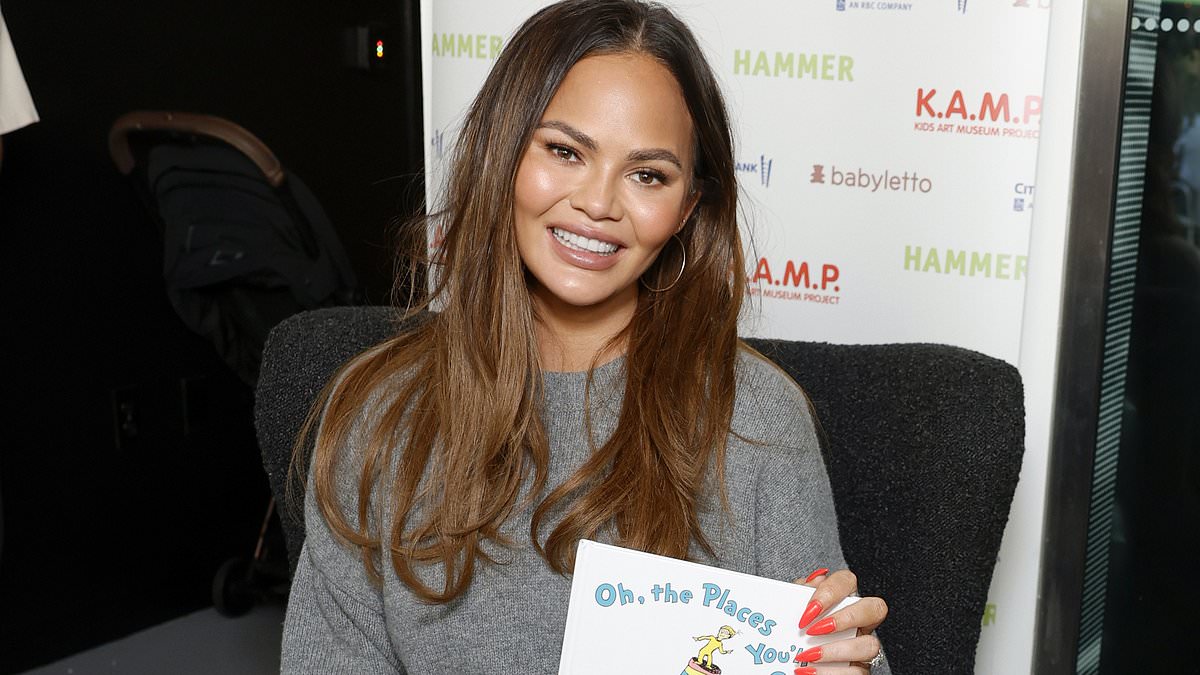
[19,602,285,675]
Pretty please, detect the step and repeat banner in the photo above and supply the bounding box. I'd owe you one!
[421,1,1055,671]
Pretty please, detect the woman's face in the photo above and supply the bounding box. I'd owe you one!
[514,52,698,320]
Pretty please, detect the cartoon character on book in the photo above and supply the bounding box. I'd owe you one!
[681,625,736,674]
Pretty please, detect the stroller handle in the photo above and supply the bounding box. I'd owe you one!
[109,111,286,188]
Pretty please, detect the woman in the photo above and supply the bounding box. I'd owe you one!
[282,1,889,673]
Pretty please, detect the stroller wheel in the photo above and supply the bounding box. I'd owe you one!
[213,556,256,617]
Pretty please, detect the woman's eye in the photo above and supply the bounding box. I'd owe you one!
[549,144,578,162]
[632,170,665,186]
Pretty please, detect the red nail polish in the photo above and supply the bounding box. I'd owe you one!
[806,616,837,636]
[798,600,823,629]
[804,567,829,584]
[794,668,817,675]
[794,646,823,663]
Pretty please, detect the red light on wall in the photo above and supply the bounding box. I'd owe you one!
[376,40,384,59]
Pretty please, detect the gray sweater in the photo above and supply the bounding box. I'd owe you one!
[282,350,889,674]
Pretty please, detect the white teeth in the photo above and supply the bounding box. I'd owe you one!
[552,227,619,255]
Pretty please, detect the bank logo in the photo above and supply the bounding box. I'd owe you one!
[747,257,842,305]
[733,50,855,82]
[737,155,774,188]
[836,1,913,11]
[904,245,1027,281]
[1013,182,1035,212]
[810,163,932,194]
[431,33,504,59]
[913,88,1042,140]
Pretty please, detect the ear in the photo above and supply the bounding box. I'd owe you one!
[678,190,702,233]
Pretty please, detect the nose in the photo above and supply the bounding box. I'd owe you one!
[569,167,623,222]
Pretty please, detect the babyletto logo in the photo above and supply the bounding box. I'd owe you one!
[810,163,932,194]
[736,155,774,188]
[1013,181,1035,212]
[836,1,914,11]
[430,33,504,59]
[746,257,842,305]
[904,245,1028,281]
[913,88,1042,140]
[733,49,855,82]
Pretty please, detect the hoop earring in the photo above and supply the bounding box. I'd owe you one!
[640,234,687,293]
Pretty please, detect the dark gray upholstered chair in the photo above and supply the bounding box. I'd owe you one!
[255,306,1024,674]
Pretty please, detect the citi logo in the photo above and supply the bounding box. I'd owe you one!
[810,164,932,194]
[736,155,774,187]
[1013,182,1035,212]
[916,88,1042,126]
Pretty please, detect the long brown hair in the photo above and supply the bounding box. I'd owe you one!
[305,0,744,603]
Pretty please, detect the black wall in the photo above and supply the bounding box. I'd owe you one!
[0,1,421,670]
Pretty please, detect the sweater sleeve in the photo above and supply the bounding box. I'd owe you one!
[280,373,405,675]
[280,480,405,675]
[749,379,847,583]
[281,543,403,674]
[746,361,892,675]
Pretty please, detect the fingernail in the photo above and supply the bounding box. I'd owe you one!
[794,646,823,663]
[804,567,830,583]
[806,616,837,636]
[798,600,823,629]
[794,668,817,675]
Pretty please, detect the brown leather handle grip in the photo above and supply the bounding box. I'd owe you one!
[108,111,285,187]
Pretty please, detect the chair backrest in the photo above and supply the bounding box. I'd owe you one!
[255,306,1024,674]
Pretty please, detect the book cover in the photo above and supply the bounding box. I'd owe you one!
[559,540,858,674]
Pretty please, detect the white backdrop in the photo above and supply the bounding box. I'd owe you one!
[421,1,1062,671]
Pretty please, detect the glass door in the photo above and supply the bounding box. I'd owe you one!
[1073,1,1200,671]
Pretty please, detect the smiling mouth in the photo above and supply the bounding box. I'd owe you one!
[551,227,621,256]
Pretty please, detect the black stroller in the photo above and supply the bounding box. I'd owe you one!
[108,111,359,614]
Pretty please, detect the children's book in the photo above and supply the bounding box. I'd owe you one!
[559,540,859,674]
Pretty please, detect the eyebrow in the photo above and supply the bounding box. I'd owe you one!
[626,148,683,170]
[537,120,684,170]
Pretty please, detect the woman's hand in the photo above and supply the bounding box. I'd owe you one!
[791,568,887,674]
